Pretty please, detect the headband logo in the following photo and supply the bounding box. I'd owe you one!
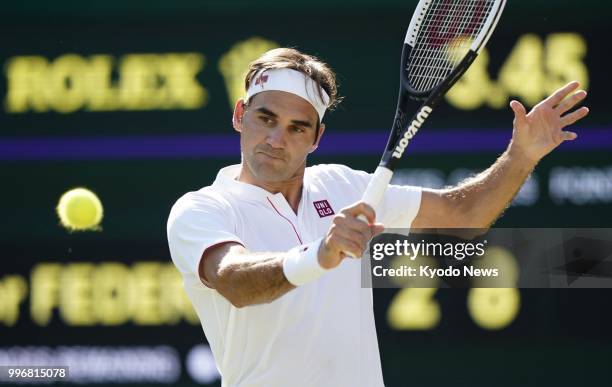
[255,74,269,88]
[245,68,328,123]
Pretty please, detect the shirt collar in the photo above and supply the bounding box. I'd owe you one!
[213,164,308,203]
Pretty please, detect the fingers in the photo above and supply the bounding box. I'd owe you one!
[333,226,370,253]
[325,233,364,259]
[342,216,373,238]
[341,202,377,224]
[371,223,385,237]
[555,90,587,115]
[333,210,376,248]
[322,203,385,260]
[561,131,578,141]
[510,100,528,127]
[561,106,590,127]
[545,81,580,107]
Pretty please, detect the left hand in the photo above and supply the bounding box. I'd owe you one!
[509,81,590,164]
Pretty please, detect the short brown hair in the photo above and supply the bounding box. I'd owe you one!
[244,48,342,114]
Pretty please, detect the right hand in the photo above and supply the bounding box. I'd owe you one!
[317,202,385,269]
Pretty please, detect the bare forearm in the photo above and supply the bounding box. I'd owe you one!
[444,144,535,228]
[414,82,588,231]
[215,252,295,308]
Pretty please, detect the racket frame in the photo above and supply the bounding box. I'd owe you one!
[360,0,507,214]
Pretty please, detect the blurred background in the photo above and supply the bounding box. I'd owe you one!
[1,0,611,386]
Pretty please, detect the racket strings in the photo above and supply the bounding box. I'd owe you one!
[407,0,494,93]
[411,0,486,88]
[410,0,491,91]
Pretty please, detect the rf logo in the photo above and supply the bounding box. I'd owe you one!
[313,200,334,218]
[255,73,269,88]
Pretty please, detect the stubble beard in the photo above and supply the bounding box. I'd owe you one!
[244,150,307,184]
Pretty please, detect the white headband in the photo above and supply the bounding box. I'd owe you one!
[245,68,330,123]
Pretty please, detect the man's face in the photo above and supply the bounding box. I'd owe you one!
[234,90,324,183]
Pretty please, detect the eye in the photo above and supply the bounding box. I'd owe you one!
[259,115,274,124]
[291,126,306,133]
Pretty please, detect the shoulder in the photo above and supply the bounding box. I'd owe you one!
[170,186,229,215]
[307,163,370,186]
[167,186,233,231]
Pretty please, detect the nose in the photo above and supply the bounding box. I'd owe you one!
[265,126,285,148]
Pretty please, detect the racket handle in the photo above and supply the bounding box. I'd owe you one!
[356,214,368,222]
[361,166,393,210]
[345,166,393,258]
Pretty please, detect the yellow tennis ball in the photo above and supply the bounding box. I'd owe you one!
[56,187,103,231]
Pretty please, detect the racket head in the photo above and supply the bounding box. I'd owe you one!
[401,0,507,100]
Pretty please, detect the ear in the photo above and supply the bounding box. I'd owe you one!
[232,99,246,132]
[309,123,326,153]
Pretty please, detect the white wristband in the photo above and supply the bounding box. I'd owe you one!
[283,238,329,286]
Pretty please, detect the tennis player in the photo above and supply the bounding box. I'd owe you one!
[167,48,588,386]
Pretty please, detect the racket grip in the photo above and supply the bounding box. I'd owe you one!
[345,166,393,258]
[361,166,393,211]
[356,214,368,222]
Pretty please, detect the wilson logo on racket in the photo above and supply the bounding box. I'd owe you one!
[392,105,433,159]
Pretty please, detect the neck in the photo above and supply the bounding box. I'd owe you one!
[237,162,305,214]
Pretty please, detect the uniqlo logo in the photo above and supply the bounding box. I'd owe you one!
[313,200,334,218]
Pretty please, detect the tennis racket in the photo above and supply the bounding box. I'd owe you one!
[361,0,507,216]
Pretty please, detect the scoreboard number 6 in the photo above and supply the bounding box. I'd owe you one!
[387,246,521,331]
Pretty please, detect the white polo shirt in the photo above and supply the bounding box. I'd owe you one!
[167,163,421,387]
